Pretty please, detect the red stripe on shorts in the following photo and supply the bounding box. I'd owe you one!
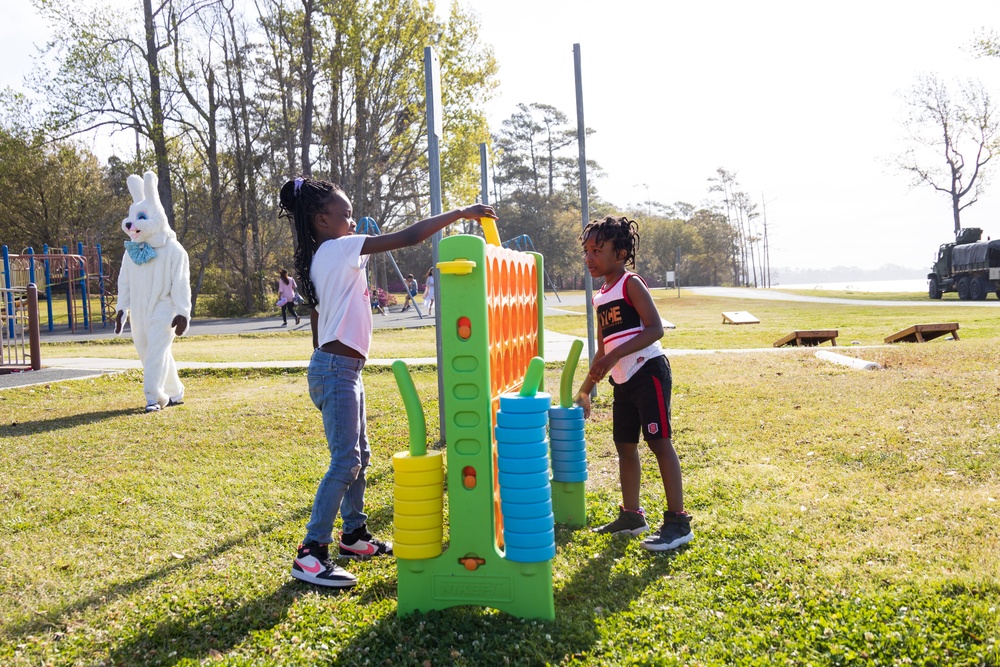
[652,374,670,439]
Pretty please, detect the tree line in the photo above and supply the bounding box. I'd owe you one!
[1,0,770,315]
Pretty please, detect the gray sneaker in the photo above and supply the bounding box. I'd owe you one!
[593,506,649,535]
[641,511,693,552]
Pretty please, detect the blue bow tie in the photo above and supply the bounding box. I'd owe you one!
[125,241,157,265]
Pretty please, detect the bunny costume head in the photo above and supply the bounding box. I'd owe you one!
[122,172,175,265]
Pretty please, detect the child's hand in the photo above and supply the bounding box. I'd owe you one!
[588,354,614,385]
[575,391,591,419]
[463,204,497,220]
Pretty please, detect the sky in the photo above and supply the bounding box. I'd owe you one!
[5,0,1000,273]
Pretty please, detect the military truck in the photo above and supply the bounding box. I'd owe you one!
[927,227,1000,300]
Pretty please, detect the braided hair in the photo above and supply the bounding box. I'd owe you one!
[277,176,345,307]
[580,215,641,269]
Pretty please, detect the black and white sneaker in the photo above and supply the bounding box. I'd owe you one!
[641,511,693,552]
[592,505,649,535]
[291,542,357,588]
[145,402,161,413]
[339,525,393,560]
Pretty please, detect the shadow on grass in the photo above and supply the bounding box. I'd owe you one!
[327,526,686,666]
[3,507,309,641]
[5,408,137,435]
[106,581,308,667]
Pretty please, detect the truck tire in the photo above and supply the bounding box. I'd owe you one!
[928,276,942,299]
[970,276,989,301]
[957,276,971,300]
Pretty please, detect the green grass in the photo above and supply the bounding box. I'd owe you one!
[3,296,1000,665]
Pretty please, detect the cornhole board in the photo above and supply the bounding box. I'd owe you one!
[722,311,760,325]
[884,323,959,344]
[773,330,838,347]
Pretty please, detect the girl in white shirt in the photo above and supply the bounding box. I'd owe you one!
[279,175,496,588]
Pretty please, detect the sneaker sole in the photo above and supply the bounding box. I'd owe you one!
[291,567,357,588]
[641,531,693,552]
[593,523,649,536]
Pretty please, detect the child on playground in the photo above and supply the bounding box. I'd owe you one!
[422,267,436,315]
[401,273,418,312]
[279,175,497,587]
[276,268,300,326]
[574,215,693,552]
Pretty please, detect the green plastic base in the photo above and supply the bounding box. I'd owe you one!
[551,481,587,528]
[397,552,555,620]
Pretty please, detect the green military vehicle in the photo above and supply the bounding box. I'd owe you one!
[928,227,1000,300]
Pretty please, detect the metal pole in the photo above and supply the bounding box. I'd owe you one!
[78,241,90,329]
[574,44,596,393]
[28,283,41,371]
[676,247,681,298]
[97,243,108,326]
[425,45,446,440]
[2,245,13,339]
[43,244,53,331]
[480,142,490,205]
[63,245,72,331]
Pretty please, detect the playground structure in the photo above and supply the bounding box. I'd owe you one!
[390,229,588,621]
[1,242,117,336]
[0,283,42,373]
[356,217,426,318]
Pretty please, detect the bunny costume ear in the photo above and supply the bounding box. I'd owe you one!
[127,174,145,204]
[143,171,158,204]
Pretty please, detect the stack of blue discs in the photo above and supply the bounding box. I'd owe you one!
[495,392,555,563]
[548,405,587,483]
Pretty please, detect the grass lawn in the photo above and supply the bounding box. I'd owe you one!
[3,295,999,665]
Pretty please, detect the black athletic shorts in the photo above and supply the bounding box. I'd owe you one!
[610,355,672,443]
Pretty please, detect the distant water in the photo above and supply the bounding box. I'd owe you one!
[774,278,928,293]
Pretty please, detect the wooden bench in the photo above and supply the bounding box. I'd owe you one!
[773,330,839,347]
[722,311,760,325]
[884,323,959,344]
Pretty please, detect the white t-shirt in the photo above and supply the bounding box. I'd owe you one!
[310,235,373,357]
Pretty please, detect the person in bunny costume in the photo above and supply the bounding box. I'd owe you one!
[114,171,192,412]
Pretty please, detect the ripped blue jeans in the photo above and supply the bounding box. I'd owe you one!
[303,349,370,545]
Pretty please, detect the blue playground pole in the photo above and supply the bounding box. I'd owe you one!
[2,245,13,338]
[63,245,72,330]
[26,247,36,285]
[97,243,108,327]
[43,244,53,332]
[77,241,89,329]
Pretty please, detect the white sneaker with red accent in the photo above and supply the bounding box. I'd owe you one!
[291,542,357,588]
[338,525,393,560]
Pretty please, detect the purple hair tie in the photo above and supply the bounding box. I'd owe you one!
[294,177,304,195]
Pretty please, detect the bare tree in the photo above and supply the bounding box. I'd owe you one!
[898,74,999,236]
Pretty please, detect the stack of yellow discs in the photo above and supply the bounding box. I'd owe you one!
[392,451,444,559]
